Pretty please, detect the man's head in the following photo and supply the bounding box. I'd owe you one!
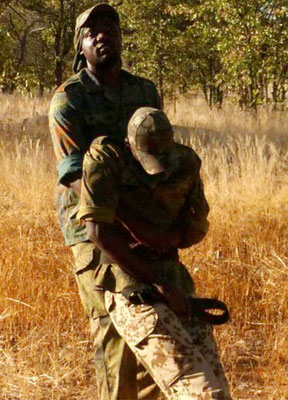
[127,107,174,175]
[73,3,121,73]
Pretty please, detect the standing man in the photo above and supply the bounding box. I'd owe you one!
[49,3,161,399]
[78,107,231,399]
[49,2,160,249]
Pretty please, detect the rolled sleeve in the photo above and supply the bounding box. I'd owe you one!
[57,153,83,185]
[78,141,120,224]
[49,89,86,163]
[77,205,116,223]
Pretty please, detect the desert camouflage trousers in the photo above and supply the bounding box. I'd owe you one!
[72,242,231,400]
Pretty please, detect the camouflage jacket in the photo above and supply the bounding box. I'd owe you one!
[77,137,210,294]
[49,68,161,245]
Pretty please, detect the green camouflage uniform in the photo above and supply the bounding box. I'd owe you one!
[49,68,161,246]
[77,137,231,400]
[49,68,161,399]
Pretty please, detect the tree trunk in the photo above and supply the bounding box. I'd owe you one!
[272,79,278,110]
[38,82,44,97]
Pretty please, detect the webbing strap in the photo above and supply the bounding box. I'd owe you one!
[188,298,230,325]
[121,285,230,325]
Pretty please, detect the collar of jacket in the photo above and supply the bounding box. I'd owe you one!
[78,68,102,93]
[78,68,137,93]
[78,68,136,94]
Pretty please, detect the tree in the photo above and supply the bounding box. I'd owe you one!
[214,0,288,110]
[0,0,286,108]
[0,2,39,92]
[24,0,78,87]
[119,0,199,102]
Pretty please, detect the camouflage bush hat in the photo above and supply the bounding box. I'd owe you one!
[128,107,174,175]
[76,3,119,32]
[72,3,120,73]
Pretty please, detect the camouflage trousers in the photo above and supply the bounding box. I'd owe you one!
[72,242,231,400]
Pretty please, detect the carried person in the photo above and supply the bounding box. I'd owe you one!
[78,107,232,400]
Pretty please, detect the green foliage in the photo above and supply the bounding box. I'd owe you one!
[214,0,288,108]
[120,1,207,99]
[0,0,287,109]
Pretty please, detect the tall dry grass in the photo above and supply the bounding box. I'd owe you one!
[0,93,287,399]
[167,97,288,399]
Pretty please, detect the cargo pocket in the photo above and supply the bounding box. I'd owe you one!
[106,292,199,391]
[105,291,158,347]
[72,243,107,318]
[72,242,100,273]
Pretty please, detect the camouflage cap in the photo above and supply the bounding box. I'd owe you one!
[128,107,174,175]
[72,3,120,73]
[75,3,119,33]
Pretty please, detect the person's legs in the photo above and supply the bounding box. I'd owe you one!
[72,243,138,400]
[181,315,230,398]
[89,302,160,399]
[105,291,231,400]
[90,315,138,399]
[72,245,230,399]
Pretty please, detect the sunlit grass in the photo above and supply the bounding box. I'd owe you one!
[0,93,287,399]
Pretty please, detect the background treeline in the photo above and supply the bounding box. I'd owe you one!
[0,0,287,111]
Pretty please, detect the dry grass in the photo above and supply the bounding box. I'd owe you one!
[167,95,288,139]
[0,93,288,399]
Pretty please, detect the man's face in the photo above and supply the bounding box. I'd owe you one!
[81,14,121,69]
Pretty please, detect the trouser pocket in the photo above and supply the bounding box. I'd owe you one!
[72,242,107,318]
[105,291,158,346]
[106,292,191,390]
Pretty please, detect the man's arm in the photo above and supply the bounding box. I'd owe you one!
[49,87,86,189]
[117,216,181,252]
[86,220,188,315]
[118,152,210,251]
[116,160,209,252]
[86,221,157,283]
[78,142,157,282]
[79,141,189,315]
[176,178,210,248]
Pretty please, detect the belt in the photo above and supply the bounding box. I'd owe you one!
[121,284,230,326]
[99,246,178,264]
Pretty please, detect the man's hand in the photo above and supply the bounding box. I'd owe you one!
[118,217,181,253]
[145,229,181,253]
[131,229,179,253]
[86,220,157,284]
[154,283,188,316]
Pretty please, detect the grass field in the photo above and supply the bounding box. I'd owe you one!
[0,93,287,399]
